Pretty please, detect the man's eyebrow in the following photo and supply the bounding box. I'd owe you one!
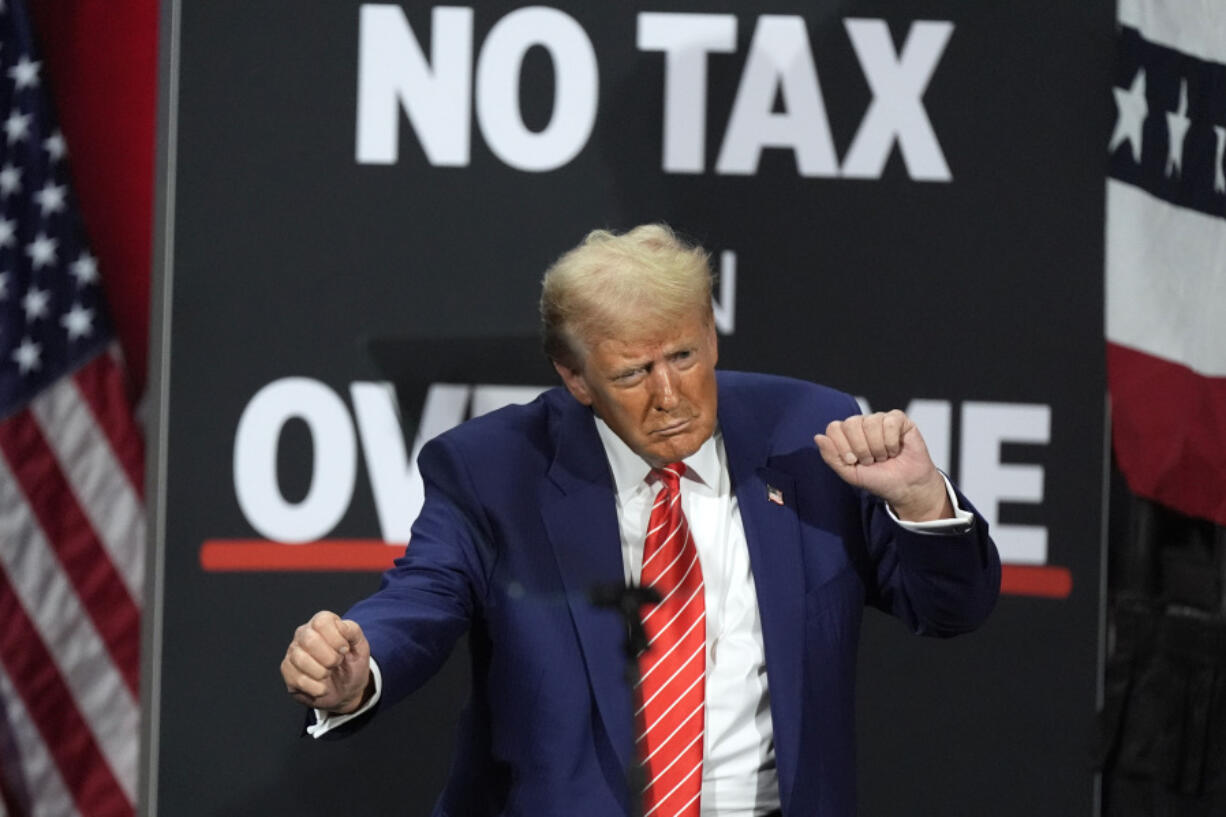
[611,361,649,378]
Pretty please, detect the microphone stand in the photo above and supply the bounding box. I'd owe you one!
[589,583,660,817]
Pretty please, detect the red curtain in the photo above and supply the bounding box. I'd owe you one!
[30,0,157,398]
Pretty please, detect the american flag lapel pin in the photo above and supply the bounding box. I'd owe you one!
[767,484,784,505]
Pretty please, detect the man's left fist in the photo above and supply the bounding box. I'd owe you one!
[814,410,952,522]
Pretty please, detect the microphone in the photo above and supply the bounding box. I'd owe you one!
[589,582,661,817]
[588,583,660,657]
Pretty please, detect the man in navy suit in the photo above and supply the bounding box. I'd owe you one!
[280,224,1000,817]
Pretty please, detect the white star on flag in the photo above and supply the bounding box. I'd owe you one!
[60,303,93,340]
[1110,68,1147,163]
[33,181,66,215]
[43,130,66,161]
[4,110,30,144]
[7,54,40,89]
[21,285,49,321]
[70,251,98,285]
[0,162,21,196]
[11,336,41,373]
[25,232,57,269]
[0,216,15,248]
[1165,78,1190,178]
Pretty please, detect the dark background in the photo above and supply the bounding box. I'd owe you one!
[149,1,1115,814]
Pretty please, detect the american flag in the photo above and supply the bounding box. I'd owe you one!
[0,2,145,816]
[1106,0,1226,527]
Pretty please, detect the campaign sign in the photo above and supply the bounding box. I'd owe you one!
[144,2,1114,815]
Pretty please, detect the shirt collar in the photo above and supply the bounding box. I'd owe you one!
[594,416,721,500]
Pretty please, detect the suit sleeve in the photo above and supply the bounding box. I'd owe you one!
[341,433,495,711]
[860,484,1001,636]
[836,393,1001,636]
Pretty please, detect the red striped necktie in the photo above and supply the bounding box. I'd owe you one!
[636,463,706,817]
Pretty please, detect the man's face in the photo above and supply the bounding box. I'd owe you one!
[554,311,719,468]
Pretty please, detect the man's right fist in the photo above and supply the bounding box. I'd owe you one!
[281,610,371,714]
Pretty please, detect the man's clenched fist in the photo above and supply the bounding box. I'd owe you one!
[814,409,952,522]
[281,610,372,714]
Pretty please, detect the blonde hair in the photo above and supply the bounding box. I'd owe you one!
[540,224,713,368]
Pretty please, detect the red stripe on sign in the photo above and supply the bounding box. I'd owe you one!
[201,540,1074,599]
[1108,343,1226,527]
[72,352,145,498]
[0,412,141,697]
[1000,565,1072,599]
[200,540,405,571]
[0,567,133,817]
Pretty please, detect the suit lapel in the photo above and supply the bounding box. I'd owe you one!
[538,396,635,775]
[717,378,805,803]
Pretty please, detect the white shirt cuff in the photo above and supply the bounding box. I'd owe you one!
[885,473,974,532]
[306,657,383,738]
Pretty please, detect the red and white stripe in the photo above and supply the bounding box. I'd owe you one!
[0,662,80,817]
[1107,0,1226,526]
[0,349,144,817]
[636,465,705,817]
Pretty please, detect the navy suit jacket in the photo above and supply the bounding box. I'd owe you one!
[343,371,1000,817]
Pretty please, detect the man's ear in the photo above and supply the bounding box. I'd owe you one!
[552,360,593,406]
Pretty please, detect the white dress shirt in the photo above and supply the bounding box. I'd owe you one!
[595,420,779,816]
